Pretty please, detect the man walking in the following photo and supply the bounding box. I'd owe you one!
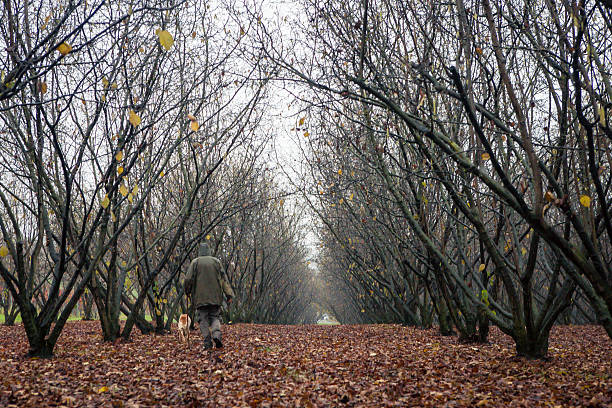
[184,242,235,350]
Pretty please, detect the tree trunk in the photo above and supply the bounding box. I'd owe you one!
[27,337,54,359]
[458,309,479,342]
[477,308,490,343]
[438,301,454,336]
[514,333,549,360]
[419,292,434,329]
[82,294,95,320]
[90,281,121,342]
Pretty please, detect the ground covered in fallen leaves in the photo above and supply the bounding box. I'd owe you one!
[0,322,610,407]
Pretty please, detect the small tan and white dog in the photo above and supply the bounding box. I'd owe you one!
[177,314,192,344]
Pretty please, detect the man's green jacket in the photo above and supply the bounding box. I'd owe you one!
[185,244,234,307]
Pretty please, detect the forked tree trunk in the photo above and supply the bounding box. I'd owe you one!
[19,303,53,358]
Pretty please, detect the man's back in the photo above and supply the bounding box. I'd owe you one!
[189,255,223,307]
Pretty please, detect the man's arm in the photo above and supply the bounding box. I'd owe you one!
[221,278,235,299]
[217,260,235,299]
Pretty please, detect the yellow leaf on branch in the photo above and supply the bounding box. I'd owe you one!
[190,121,199,131]
[119,184,128,197]
[57,42,72,55]
[478,263,485,272]
[156,29,174,51]
[101,195,110,209]
[481,153,490,161]
[299,117,305,126]
[115,150,124,161]
[0,245,8,257]
[129,110,141,127]
[580,195,591,208]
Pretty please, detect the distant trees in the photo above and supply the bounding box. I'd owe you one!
[220,172,317,324]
